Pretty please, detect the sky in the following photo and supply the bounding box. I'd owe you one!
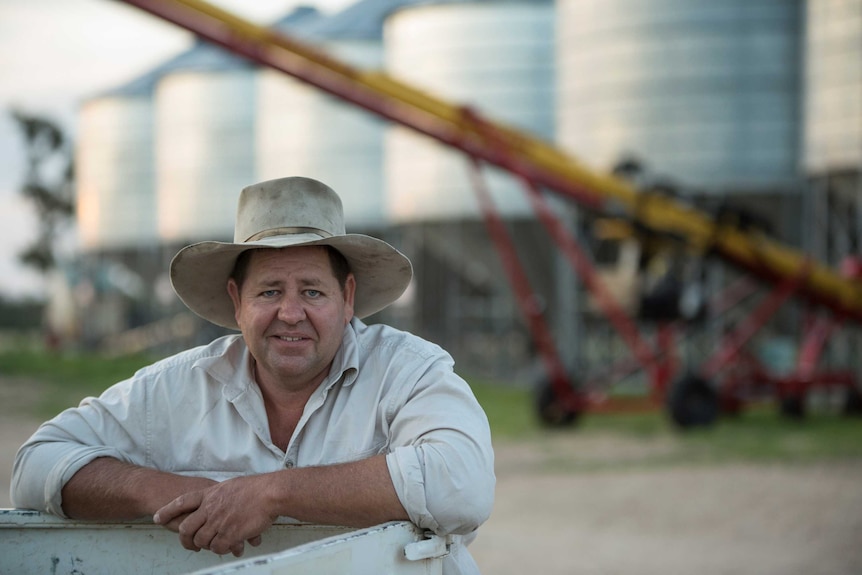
[0,0,350,300]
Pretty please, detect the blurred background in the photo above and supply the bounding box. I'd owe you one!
[2,0,861,418]
[2,1,862,573]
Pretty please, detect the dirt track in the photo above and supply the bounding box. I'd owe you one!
[469,451,862,575]
[3,410,862,574]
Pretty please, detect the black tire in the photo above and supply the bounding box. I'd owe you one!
[843,387,862,417]
[535,379,580,427]
[667,373,719,429]
[779,394,805,420]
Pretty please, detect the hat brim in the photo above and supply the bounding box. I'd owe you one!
[170,233,413,329]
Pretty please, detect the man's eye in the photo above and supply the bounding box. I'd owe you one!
[261,290,279,298]
[305,289,321,298]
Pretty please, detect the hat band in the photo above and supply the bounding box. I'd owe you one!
[245,227,334,243]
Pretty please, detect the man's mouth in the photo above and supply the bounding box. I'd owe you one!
[277,336,305,342]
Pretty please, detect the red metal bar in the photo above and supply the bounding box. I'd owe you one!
[467,158,585,411]
[700,262,812,380]
[521,181,665,380]
[776,311,856,413]
[795,313,842,380]
[653,323,677,399]
[581,276,756,392]
[708,276,760,317]
[716,345,773,409]
[460,106,667,392]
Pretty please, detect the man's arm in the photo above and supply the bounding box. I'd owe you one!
[61,457,216,521]
[154,454,407,556]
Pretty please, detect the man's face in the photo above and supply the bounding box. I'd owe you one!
[228,246,355,393]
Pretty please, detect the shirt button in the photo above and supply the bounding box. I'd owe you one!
[284,460,295,469]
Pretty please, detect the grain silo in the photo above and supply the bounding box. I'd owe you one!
[557,0,802,195]
[802,0,862,373]
[75,70,168,347]
[804,0,862,174]
[803,0,862,263]
[153,7,321,245]
[557,0,806,383]
[385,0,555,221]
[77,74,159,251]
[383,0,558,379]
[154,41,260,243]
[257,0,404,229]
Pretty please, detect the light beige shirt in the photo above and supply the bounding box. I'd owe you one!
[12,318,495,574]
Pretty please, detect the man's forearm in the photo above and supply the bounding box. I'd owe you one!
[265,454,408,527]
[62,457,215,520]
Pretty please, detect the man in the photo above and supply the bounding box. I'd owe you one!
[12,177,495,574]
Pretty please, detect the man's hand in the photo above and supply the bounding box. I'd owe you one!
[155,455,407,557]
[154,475,273,557]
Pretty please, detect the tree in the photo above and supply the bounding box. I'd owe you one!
[10,110,75,273]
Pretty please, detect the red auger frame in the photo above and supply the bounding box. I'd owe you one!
[119,0,862,428]
[469,155,862,428]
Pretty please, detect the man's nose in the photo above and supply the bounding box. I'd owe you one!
[278,294,306,323]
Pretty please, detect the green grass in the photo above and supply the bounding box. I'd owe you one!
[467,377,670,439]
[0,348,155,418]
[672,409,862,463]
[466,378,543,439]
[467,378,862,466]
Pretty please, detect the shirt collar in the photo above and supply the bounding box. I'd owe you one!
[192,335,254,401]
[328,318,361,388]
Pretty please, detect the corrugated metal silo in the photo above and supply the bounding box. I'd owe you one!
[257,0,403,229]
[381,0,558,381]
[384,0,555,222]
[154,41,259,243]
[802,0,862,327]
[557,0,802,193]
[77,74,159,250]
[804,0,862,172]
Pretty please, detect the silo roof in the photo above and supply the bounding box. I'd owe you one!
[90,6,323,99]
[271,5,321,29]
[286,0,419,41]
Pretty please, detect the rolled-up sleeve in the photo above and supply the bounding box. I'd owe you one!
[384,355,495,536]
[11,381,149,516]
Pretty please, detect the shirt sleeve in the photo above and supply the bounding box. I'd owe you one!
[10,378,150,517]
[384,351,495,536]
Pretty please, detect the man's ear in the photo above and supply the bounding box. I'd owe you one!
[343,273,356,324]
[227,278,242,324]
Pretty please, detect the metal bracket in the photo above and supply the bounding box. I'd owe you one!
[404,534,451,561]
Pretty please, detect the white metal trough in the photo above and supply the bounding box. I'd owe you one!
[0,509,446,574]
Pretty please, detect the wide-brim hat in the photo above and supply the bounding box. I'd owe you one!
[170,177,413,329]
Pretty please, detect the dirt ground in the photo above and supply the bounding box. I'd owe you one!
[2,401,862,574]
[469,440,862,575]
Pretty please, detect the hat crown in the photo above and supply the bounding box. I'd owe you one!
[234,177,346,243]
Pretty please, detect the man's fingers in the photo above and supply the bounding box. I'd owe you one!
[230,541,246,557]
[226,536,261,557]
[177,511,209,552]
[210,533,240,556]
[193,526,219,553]
[210,533,263,556]
[155,512,189,533]
[154,492,203,526]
